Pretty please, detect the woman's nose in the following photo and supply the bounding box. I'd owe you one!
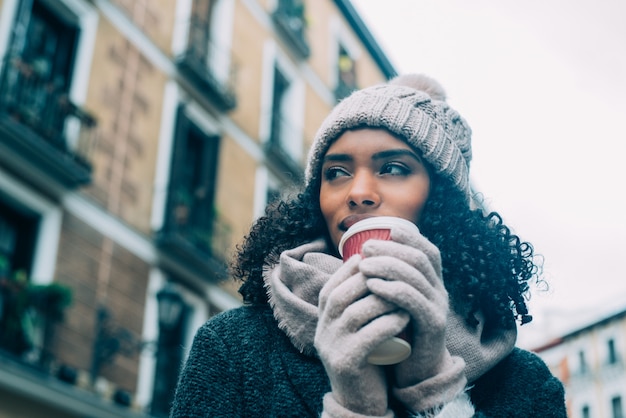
[347,171,380,208]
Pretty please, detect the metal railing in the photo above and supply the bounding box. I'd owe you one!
[0,53,97,168]
[177,16,238,110]
[272,0,310,58]
[157,197,232,278]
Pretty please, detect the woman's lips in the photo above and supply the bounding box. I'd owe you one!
[339,214,375,231]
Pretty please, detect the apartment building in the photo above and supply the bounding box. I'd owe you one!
[0,0,395,416]
[534,308,626,418]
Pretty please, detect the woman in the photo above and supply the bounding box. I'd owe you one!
[170,74,566,417]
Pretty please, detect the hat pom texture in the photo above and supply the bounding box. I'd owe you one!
[305,74,473,198]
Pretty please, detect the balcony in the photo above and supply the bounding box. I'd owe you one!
[0,273,181,417]
[0,54,97,188]
[0,275,145,415]
[156,202,231,280]
[272,0,310,59]
[0,355,152,418]
[264,140,303,183]
[176,19,237,111]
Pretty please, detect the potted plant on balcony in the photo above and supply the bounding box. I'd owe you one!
[0,269,72,361]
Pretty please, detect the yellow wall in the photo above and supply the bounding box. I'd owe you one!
[83,17,167,234]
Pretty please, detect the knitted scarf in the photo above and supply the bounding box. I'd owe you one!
[264,239,516,384]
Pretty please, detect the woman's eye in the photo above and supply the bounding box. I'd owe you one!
[323,166,350,181]
[380,162,410,176]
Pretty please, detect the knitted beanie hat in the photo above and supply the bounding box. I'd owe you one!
[305,74,473,198]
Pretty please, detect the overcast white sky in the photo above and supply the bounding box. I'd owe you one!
[352,0,626,348]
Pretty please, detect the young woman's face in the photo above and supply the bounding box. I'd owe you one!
[319,128,431,250]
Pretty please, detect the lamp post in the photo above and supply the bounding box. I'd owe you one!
[156,284,185,331]
[89,284,187,413]
[151,283,187,418]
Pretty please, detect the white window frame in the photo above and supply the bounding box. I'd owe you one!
[171,0,235,86]
[0,0,98,152]
[0,0,97,104]
[150,82,221,233]
[253,165,283,219]
[259,39,305,162]
[0,168,62,285]
[328,15,362,88]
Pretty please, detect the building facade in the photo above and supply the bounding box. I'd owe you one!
[534,309,626,418]
[0,0,395,416]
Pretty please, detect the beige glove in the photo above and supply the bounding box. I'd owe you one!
[315,256,409,417]
[359,225,466,412]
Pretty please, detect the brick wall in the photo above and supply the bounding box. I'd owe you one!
[53,212,150,392]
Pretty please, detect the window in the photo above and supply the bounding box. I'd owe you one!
[263,64,302,180]
[578,350,588,374]
[581,405,590,418]
[159,106,221,264]
[0,201,38,278]
[2,0,78,145]
[177,0,237,110]
[608,338,619,364]
[0,198,40,355]
[335,45,357,102]
[613,396,624,418]
[269,66,290,151]
[272,0,310,58]
[187,0,218,66]
[0,170,62,362]
[0,0,97,187]
[259,43,304,184]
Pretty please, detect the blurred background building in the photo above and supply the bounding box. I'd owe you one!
[534,309,626,418]
[0,0,395,416]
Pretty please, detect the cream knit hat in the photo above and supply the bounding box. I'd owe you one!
[305,74,473,198]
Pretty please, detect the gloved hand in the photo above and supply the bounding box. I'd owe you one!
[359,224,466,411]
[315,255,409,417]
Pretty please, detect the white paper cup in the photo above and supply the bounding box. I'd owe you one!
[337,216,418,365]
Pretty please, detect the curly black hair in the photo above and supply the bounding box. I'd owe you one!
[232,170,540,328]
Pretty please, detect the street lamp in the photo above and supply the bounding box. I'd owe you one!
[89,283,187,413]
[151,283,187,417]
[156,283,185,331]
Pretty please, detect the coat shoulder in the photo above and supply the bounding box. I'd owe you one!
[471,348,567,417]
[199,304,276,339]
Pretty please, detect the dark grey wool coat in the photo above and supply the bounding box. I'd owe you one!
[170,304,566,418]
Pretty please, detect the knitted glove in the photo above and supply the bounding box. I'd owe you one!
[359,225,467,412]
[315,255,409,417]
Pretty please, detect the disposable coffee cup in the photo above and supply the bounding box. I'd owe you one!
[338,216,418,365]
[338,216,419,260]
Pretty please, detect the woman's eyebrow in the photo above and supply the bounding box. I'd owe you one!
[322,149,422,164]
[373,149,422,161]
[322,153,352,163]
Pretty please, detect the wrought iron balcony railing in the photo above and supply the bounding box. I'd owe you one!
[0,262,162,416]
[176,18,238,111]
[272,0,310,58]
[156,203,232,280]
[0,54,97,187]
